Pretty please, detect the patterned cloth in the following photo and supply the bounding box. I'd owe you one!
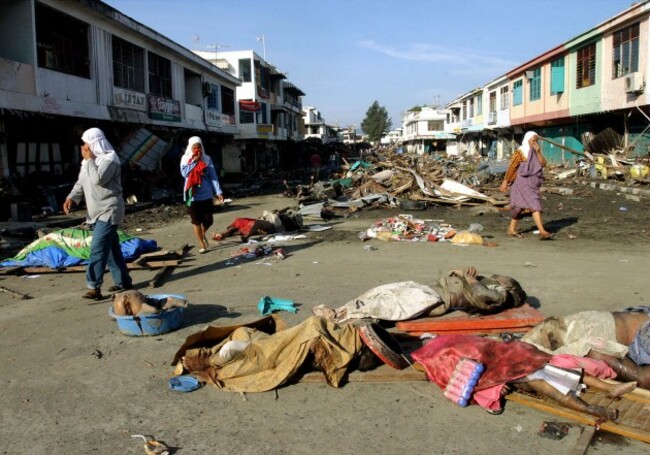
[0,228,157,268]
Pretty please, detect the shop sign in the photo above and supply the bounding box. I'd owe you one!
[147,94,181,122]
[113,88,146,111]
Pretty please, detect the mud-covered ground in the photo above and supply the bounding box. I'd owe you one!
[1,180,649,455]
[121,181,650,245]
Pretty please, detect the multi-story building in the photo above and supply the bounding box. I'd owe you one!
[301,106,338,143]
[401,105,455,155]
[195,50,305,174]
[446,0,650,165]
[0,0,241,207]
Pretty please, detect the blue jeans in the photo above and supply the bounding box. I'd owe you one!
[86,220,132,290]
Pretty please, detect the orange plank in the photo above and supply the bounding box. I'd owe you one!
[396,303,545,333]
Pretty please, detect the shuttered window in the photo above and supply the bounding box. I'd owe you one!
[513,80,523,105]
[576,43,596,89]
[612,22,639,78]
[529,68,541,101]
[477,93,483,115]
[550,57,565,94]
[500,86,509,110]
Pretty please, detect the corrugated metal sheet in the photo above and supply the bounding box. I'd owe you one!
[536,125,590,165]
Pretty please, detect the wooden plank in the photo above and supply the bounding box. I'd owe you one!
[0,285,31,300]
[14,260,179,274]
[148,244,189,288]
[149,266,173,288]
[404,327,534,336]
[396,304,545,333]
[506,390,650,444]
[570,426,597,455]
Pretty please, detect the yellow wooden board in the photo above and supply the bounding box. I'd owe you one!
[506,388,650,444]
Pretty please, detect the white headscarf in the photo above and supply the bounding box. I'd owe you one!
[520,131,538,159]
[180,136,212,170]
[81,128,121,165]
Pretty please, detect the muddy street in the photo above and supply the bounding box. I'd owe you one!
[0,186,649,454]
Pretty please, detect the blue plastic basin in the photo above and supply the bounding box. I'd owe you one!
[108,293,186,336]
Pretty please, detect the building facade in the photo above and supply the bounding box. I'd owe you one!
[446,1,650,165]
[0,0,241,209]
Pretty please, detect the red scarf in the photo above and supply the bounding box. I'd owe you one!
[184,160,207,205]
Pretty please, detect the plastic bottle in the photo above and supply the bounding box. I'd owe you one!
[443,358,485,407]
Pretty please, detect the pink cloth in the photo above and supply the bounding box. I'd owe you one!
[549,354,617,379]
[411,335,551,411]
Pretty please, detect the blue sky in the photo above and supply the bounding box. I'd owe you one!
[104,0,637,129]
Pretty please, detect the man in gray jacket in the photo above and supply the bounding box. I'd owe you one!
[63,128,132,300]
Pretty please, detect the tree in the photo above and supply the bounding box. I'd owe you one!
[361,101,392,143]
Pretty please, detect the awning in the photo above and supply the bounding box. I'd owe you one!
[239,100,261,112]
[283,82,305,96]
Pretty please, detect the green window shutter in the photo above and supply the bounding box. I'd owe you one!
[513,80,523,105]
[551,58,565,94]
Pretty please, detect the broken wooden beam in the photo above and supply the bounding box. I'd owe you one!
[148,244,190,288]
[0,285,31,300]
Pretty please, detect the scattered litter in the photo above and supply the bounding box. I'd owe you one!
[258,296,297,316]
[168,375,201,392]
[363,245,378,251]
[538,421,570,440]
[524,262,538,267]
[306,225,334,232]
[619,207,628,212]
[130,435,170,455]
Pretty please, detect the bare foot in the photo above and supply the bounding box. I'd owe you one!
[607,381,637,398]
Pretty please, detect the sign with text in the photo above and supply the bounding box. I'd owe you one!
[113,88,146,111]
[147,94,181,122]
[205,110,232,127]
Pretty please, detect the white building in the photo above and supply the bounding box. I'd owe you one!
[0,0,241,210]
[194,49,305,173]
[301,106,337,143]
[401,106,455,155]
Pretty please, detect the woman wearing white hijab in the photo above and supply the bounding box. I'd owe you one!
[63,127,132,300]
[499,131,553,240]
[180,136,224,253]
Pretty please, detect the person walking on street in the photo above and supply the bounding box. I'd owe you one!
[63,127,132,300]
[499,131,553,240]
[180,136,224,253]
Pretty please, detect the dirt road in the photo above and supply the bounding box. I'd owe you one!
[1,184,649,454]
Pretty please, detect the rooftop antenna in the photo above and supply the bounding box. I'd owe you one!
[206,43,229,60]
[256,34,266,60]
[192,35,200,47]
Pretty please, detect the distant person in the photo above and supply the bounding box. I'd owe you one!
[63,128,132,300]
[499,131,553,240]
[212,217,277,243]
[180,136,224,254]
[310,152,321,181]
[239,154,248,173]
[328,150,340,174]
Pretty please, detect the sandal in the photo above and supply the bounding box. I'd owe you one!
[83,288,103,300]
[108,285,133,293]
[507,232,525,238]
[539,233,555,241]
